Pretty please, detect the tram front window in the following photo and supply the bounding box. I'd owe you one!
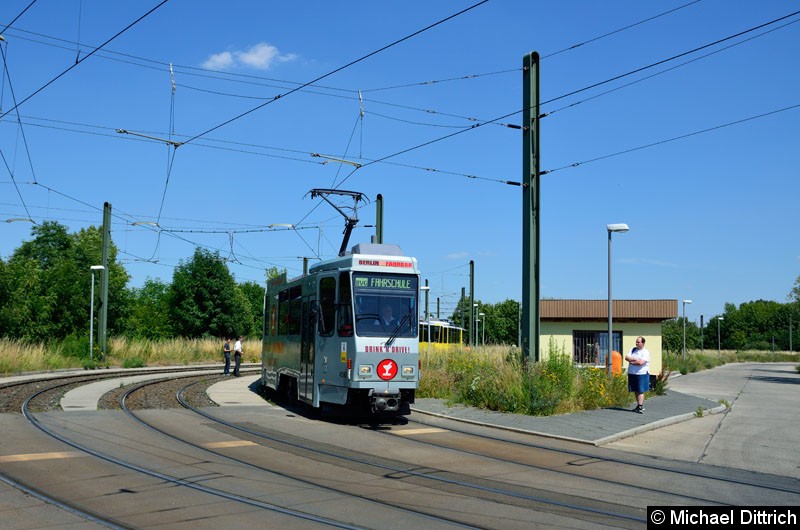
[352,273,418,338]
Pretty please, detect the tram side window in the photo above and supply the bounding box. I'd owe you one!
[288,285,302,335]
[277,289,289,335]
[319,277,336,337]
[337,272,353,336]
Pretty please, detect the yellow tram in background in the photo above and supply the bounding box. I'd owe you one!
[418,319,465,353]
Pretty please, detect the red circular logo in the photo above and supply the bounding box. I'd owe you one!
[377,359,398,380]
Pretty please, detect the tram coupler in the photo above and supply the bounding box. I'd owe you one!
[369,389,401,413]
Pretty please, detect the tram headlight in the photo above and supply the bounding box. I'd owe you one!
[401,365,416,379]
[359,365,373,379]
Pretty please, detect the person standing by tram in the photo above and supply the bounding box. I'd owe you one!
[625,336,650,413]
[233,335,243,377]
[222,337,231,375]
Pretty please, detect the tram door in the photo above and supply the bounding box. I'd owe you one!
[299,297,315,402]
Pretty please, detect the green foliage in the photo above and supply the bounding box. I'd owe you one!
[122,357,146,368]
[169,248,241,338]
[526,353,574,415]
[574,368,628,410]
[60,333,90,358]
[0,221,128,342]
[238,281,266,336]
[123,278,173,339]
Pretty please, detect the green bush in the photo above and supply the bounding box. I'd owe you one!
[122,357,146,368]
[525,353,574,415]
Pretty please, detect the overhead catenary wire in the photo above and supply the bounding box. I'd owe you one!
[0,0,38,37]
[179,0,489,146]
[334,8,800,188]
[542,103,800,175]
[0,0,170,120]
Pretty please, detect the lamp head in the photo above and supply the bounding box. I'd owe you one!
[682,299,693,304]
[606,223,629,233]
[90,265,105,271]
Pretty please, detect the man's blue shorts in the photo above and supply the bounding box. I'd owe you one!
[627,373,649,394]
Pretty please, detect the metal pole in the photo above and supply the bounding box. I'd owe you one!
[607,230,613,378]
[89,270,95,361]
[718,317,723,355]
[682,301,693,360]
[89,265,104,361]
[682,303,686,360]
[521,51,541,362]
[700,314,704,354]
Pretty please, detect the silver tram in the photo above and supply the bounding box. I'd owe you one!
[261,242,420,416]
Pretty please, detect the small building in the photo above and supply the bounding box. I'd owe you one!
[540,299,678,375]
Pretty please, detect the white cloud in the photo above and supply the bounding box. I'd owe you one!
[202,42,296,71]
[201,51,234,70]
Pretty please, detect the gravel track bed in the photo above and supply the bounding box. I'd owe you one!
[99,374,223,410]
[0,372,225,413]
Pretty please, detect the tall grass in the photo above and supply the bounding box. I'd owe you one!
[664,349,800,375]
[420,340,630,415]
[0,337,261,375]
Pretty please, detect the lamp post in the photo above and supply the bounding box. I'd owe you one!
[89,265,105,361]
[717,317,723,355]
[682,299,693,360]
[479,312,486,345]
[607,223,629,378]
[473,303,478,347]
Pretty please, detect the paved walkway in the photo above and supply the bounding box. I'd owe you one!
[411,390,721,445]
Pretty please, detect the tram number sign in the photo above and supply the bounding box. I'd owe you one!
[377,359,397,380]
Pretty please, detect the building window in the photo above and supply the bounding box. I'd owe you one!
[573,330,622,366]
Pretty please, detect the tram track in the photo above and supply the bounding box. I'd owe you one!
[399,414,800,498]
[5,369,796,528]
[162,381,648,528]
[15,376,380,530]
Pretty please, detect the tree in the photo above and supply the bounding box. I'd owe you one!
[1,222,128,342]
[487,299,520,345]
[124,278,173,339]
[169,248,240,338]
[789,275,800,305]
[238,280,266,336]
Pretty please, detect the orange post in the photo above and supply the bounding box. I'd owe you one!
[611,350,622,375]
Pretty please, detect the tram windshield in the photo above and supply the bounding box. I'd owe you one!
[352,272,418,338]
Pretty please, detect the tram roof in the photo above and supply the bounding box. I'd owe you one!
[309,242,419,274]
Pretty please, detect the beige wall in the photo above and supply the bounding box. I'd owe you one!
[540,321,663,375]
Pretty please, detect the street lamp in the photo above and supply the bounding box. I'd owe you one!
[717,317,723,355]
[607,223,629,378]
[682,299,693,360]
[89,265,105,361]
[479,312,486,345]
[473,303,478,347]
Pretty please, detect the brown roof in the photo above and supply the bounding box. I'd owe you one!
[540,299,677,321]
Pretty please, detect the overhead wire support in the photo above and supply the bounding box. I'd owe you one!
[311,153,362,168]
[116,129,183,148]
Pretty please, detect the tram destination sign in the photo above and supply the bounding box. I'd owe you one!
[354,275,414,290]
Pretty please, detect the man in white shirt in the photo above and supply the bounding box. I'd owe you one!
[625,336,650,413]
[233,336,243,377]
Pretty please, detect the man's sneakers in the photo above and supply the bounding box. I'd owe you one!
[632,404,645,414]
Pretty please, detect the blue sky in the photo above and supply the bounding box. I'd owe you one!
[1,0,798,324]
